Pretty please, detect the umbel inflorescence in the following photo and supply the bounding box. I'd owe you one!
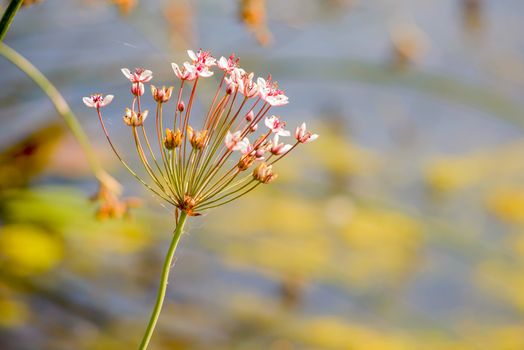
[83,49,317,218]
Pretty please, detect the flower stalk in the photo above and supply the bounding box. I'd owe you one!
[0,0,23,41]
[139,211,188,350]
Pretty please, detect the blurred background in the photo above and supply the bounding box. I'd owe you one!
[1,0,524,349]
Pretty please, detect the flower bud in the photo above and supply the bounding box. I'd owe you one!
[255,148,265,159]
[253,162,277,184]
[151,85,173,103]
[123,108,148,127]
[187,126,208,150]
[245,110,254,122]
[249,124,258,132]
[164,128,182,149]
[131,82,145,96]
[177,101,185,112]
[237,154,255,171]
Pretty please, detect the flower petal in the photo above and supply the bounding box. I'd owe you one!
[264,116,275,130]
[307,134,319,143]
[281,144,292,153]
[187,50,197,61]
[142,70,153,82]
[102,94,114,106]
[121,68,132,80]
[199,70,214,77]
[82,97,94,108]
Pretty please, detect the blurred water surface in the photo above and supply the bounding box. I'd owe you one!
[1,0,524,349]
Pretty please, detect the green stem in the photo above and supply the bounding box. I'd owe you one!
[0,0,23,41]
[0,42,119,190]
[139,211,188,350]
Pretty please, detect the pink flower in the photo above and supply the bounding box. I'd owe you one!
[237,139,251,154]
[295,123,319,143]
[172,62,197,81]
[218,54,239,73]
[238,139,264,159]
[121,68,152,96]
[265,115,290,136]
[239,73,258,98]
[269,135,292,155]
[257,76,289,106]
[224,75,238,94]
[187,49,216,77]
[121,68,153,83]
[233,70,257,98]
[225,68,258,98]
[83,94,114,108]
[225,131,250,153]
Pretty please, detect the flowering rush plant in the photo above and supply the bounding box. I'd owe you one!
[83,49,317,349]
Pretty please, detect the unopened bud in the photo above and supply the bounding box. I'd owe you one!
[131,82,145,96]
[177,101,185,112]
[249,124,258,132]
[245,110,254,122]
[255,148,265,159]
[164,128,182,149]
[237,154,255,171]
[123,108,148,127]
[253,162,277,184]
[226,84,234,95]
[187,126,208,150]
[151,85,173,103]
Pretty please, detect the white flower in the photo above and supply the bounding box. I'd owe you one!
[187,49,216,77]
[295,123,319,143]
[257,77,289,106]
[270,135,292,155]
[218,54,239,73]
[265,115,290,137]
[83,94,114,108]
[225,131,250,152]
[172,62,197,81]
[121,68,153,83]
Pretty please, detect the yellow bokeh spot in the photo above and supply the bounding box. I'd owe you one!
[486,187,524,224]
[225,234,331,276]
[425,157,481,193]
[83,222,150,254]
[294,317,412,350]
[305,126,378,176]
[426,141,524,193]
[0,297,29,328]
[339,208,422,287]
[0,225,63,275]
[476,260,524,312]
